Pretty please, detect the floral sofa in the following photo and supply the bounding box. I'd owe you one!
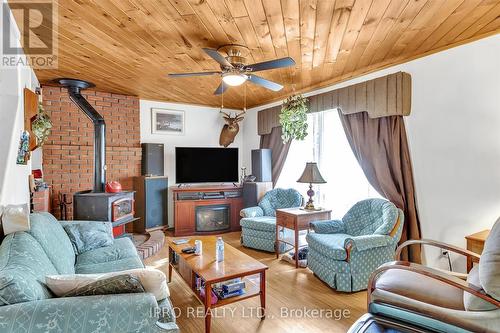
[307,198,404,292]
[240,188,302,252]
[0,212,178,333]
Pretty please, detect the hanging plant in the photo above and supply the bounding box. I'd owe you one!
[279,94,309,144]
[31,102,52,147]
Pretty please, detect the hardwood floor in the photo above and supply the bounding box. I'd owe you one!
[144,232,366,333]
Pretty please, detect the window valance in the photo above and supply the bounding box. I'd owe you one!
[257,72,411,135]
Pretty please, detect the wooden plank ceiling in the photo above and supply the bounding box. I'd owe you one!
[12,0,500,109]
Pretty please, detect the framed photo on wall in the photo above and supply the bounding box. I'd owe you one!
[151,108,185,135]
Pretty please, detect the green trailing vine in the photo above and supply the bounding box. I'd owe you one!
[32,102,52,147]
[279,94,309,144]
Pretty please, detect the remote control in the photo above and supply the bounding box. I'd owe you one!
[182,247,196,254]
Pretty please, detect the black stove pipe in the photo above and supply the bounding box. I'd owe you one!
[54,78,106,193]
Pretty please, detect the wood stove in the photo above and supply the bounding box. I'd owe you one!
[56,78,136,237]
[73,191,136,237]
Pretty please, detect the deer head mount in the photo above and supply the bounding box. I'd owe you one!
[219,110,245,147]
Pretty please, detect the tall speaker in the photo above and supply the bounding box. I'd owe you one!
[251,149,272,182]
[243,181,273,208]
[141,143,164,176]
[133,176,168,233]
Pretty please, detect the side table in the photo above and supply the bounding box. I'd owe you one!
[465,229,489,272]
[275,207,331,268]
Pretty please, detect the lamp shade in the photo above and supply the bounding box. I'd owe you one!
[297,162,326,184]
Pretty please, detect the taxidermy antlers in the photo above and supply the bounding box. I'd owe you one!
[219,110,245,147]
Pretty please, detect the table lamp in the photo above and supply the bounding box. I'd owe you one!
[297,162,326,210]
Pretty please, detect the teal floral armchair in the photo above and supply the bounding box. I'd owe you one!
[240,188,302,252]
[306,198,404,292]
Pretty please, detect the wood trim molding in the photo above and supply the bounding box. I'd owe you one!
[257,72,412,135]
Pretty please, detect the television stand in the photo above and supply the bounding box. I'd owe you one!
[171,184,244,236]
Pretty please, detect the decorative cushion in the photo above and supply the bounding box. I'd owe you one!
[464,265,497,311]
[0,232,57,305]
[46,267,169,300]
[240,216,277,232]
[258,188,302,217]
[62,274,145,297]
[63,221,114,255]
[0,204,30,235]
[75,237,139,266]
[28,213,76,275]
[479,218,500,300]
[306,233,348,260]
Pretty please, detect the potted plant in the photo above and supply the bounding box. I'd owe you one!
[32,102,52,147]
[279,94,309,144]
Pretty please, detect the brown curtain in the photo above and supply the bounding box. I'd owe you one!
[338,110,421,262]
[259,127,291,186]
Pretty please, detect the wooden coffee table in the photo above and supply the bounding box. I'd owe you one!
[168,236,268,333]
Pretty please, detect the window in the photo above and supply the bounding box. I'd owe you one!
[276,109,381,217]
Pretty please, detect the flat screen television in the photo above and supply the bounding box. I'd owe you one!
[175,147,239,184]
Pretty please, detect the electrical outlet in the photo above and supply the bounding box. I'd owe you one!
[440,248,449,257]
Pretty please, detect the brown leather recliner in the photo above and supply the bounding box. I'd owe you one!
[367,221,500,333]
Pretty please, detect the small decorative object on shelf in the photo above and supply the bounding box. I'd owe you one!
[297,162,326,210]
[216,237,224,262]
[279,94,309,144]
[240,167,247,185]
[16,131,31,164]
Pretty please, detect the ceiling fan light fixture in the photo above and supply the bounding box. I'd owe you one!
[222,73,248,86]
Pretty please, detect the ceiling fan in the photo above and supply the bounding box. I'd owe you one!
[168,45,295,95]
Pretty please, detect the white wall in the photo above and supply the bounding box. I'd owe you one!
[140,100,244,227]
[242,34,500,270]
[0,1,39,205]
[241,107,259,173]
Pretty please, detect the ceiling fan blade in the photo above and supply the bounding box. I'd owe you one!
[203,48,233,68]
[248,75,283,91]
[245,57,295,72]
[168,71,221,77]
[214,82,230,95]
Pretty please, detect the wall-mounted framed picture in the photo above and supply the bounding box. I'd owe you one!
[151,108,185,135]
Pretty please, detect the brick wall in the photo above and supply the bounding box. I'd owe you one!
[42,86,141,219]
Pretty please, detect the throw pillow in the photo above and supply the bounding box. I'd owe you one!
[63,274,144,297]
[46,267,169,301]
[62,221,113,254]
[479,217,500,300]
[0,204,30,235]
[463,265,497,311]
